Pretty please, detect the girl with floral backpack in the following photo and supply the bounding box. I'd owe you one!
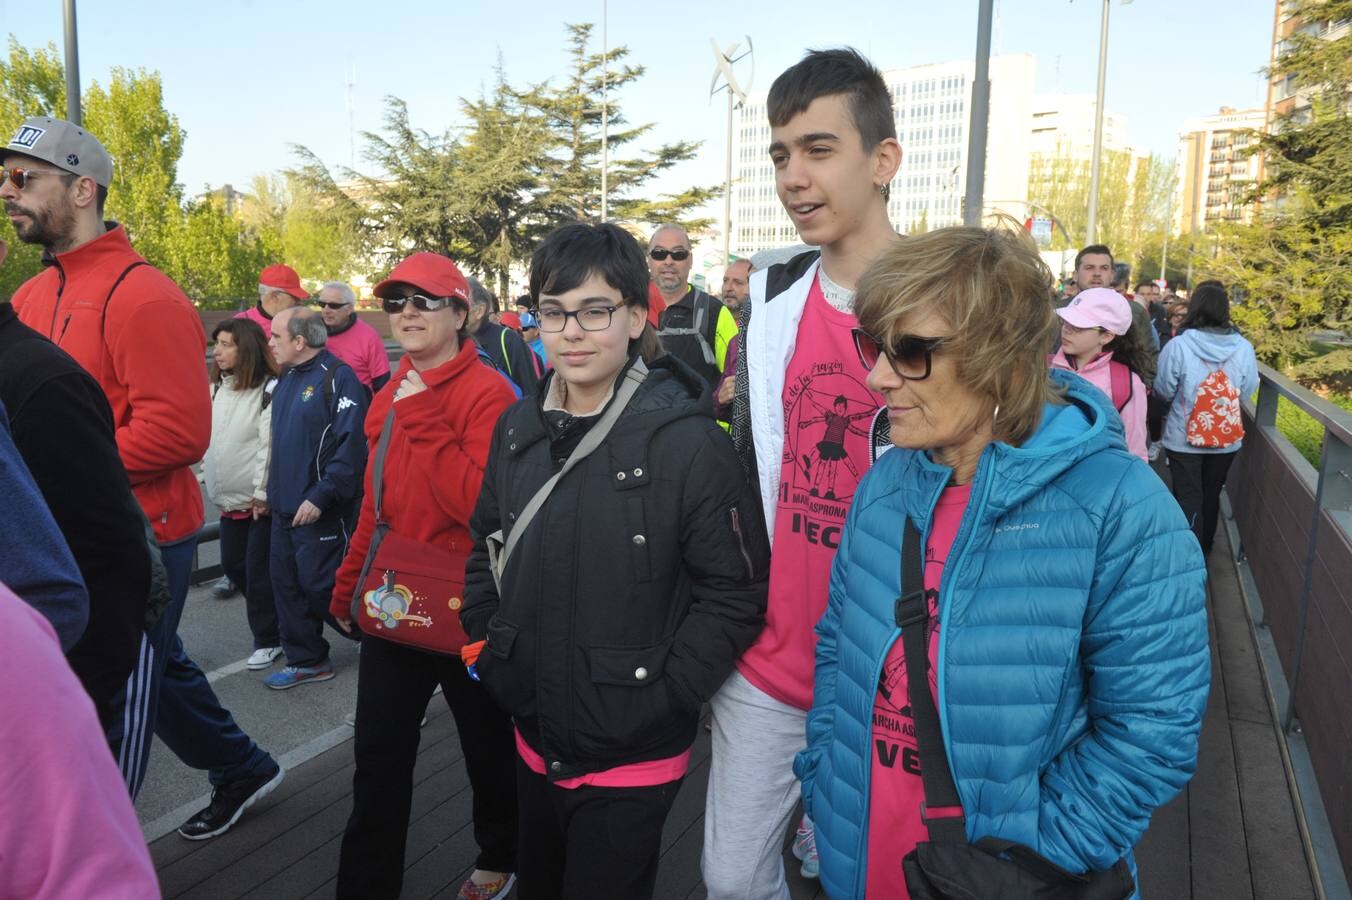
[1154,281,1259,553]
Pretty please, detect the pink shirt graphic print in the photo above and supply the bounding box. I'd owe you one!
[737,275,890,711]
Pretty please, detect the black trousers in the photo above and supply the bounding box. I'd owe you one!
[1167,449,1237,554]
[269,513,347,668]
[217,514,279,649]
[515,756,682,900]
[1147,392,1169,443]
[336,633,517,900]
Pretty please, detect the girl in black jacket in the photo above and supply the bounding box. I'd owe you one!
[462,223,769,900]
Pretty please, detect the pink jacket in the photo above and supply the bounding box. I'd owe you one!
[1050,348,1148,462]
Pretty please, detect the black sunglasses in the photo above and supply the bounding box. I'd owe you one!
[852,328,946,381]
[649,248,690,262]
[316,301,352,311]
[380,293,458,314]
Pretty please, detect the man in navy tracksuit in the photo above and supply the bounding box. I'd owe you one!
[265,307,368,689]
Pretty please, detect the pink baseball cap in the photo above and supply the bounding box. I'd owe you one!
[1056,287,1132,336]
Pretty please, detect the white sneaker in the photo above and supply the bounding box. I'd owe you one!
[1147,441,1162,462]
[246,647,283,670]
[343,711,427,728]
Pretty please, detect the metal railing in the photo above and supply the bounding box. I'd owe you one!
[1245,363,1352,732]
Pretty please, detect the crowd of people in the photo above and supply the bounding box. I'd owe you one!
[0,43,1258,900]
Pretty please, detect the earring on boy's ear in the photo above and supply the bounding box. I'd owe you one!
[879,183,891,201]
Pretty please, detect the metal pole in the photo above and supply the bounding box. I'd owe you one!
[600,0,608,222]
[723,89,734,265]
[63,0,81,126]
[962,0,995,226]
[1085,0,1111,244]
[1282,434,1333,734]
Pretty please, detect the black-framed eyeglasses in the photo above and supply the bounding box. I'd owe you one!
[380,293,458,314]
[0,165,72,190]
[535,303,627,333]
[317,301,353,311]
[852,328,946,380]
[649,248,690,262]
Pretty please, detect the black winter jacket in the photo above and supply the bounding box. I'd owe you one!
[462,355,769,780]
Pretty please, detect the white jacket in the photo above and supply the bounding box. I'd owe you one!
[202,375,273,512]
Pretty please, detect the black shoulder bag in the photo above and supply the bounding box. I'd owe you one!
[896,517,1136,900]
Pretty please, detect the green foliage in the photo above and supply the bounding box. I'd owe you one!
[0,37,271,305]
[242,172,361,283]
[1275,391,1352,467]
[1027,148,1175,268]
[1210,1,1351,368]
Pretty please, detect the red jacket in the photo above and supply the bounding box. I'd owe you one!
[330,342,516,620]
[12,226,211,543]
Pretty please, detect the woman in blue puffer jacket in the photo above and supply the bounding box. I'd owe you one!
[794,224,1210,899]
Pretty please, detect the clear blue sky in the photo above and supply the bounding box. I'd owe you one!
[3,0,1275,203]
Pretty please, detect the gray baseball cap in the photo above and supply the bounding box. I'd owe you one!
[4,116,113,187]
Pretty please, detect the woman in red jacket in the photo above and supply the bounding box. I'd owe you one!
[330,253,518,900]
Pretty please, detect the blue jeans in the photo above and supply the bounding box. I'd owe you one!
[112,534,276,797]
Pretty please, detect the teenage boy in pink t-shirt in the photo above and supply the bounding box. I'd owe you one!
[705,47,903,899]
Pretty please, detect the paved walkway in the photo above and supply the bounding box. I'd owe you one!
[149,510,1318,899]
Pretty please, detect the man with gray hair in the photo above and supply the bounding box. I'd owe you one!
[316,281,390,394]
[264,307,368,690]
[238,263,308,332]
[466,276,541,396]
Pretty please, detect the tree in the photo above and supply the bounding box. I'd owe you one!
[241,172,362,284]
[0,39,65,298]
[166,195,268,305]
[1201,0,1352,368]
[522,23,719,231]
[1027,147,1175,268]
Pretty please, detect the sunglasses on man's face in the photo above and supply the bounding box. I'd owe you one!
[649,248,690,262]
[317,301,352,311]
[852,328,947,381]
[0,166,71,190]
[380,293,457,314]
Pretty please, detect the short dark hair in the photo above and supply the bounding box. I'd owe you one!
[286,308,328,348]
[1134,280,1156,293]
[767,48,896,149]
[530,223,651,311]
[1183,280,1231,330]
[1074,244,1113,270]
[530,222,664,363]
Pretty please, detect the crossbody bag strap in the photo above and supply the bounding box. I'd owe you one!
[349,405,396,618]
[500,359,648,566]
[896,516,968,843]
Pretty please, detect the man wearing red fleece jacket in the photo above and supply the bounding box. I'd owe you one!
[3,118,280,838]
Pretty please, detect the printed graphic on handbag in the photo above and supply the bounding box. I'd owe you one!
[350,404,469,655]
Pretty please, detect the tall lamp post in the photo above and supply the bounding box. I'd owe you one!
[1086,0,1132,244]
[962,0,995,226]
[711,38,752,267]
[600,0,609,221]
[63,0,81,125]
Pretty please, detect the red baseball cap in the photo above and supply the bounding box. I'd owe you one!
[372,252,470,303]
[259,264,308,301]
[499,311,522,331]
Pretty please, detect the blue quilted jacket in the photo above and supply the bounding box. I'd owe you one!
[793,370,1209,899]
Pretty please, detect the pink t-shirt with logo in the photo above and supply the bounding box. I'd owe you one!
[325,317,391,390]
[737,276,888,711]
[866,483,971,898]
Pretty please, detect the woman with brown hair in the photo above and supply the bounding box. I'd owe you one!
[795,223,1209,898]
[203,318,282,670]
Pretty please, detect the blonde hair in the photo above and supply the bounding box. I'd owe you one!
[854,222,1063,446]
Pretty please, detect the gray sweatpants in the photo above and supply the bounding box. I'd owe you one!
[702,670,807,900]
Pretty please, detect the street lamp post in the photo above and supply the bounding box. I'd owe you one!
[600,0,608,222]
[63,0,81,125]
[1085,0,1111,244]
[962,0,995,226]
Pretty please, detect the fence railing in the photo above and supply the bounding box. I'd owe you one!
[1228,362,1352,894]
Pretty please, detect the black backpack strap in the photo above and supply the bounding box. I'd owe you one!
[99,261,150,344]
[896,517,968,843]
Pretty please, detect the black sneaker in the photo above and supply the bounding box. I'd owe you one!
[177,764,284,840]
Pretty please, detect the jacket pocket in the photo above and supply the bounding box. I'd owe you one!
[574,638,686,759]
[478,616,532,718]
